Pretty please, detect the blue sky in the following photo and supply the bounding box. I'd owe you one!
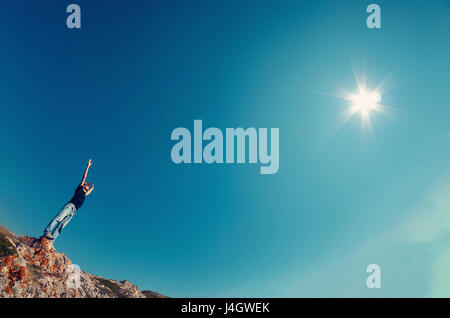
[0,0,449,297]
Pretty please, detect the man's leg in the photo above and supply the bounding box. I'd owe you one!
[43,203,73,238]
[51,203,76,240]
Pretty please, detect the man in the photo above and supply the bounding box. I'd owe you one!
[42,159,94,241]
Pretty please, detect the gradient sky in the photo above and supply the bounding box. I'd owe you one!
[0,0,449,297]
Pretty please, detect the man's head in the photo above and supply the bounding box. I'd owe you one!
[82,182,91,192]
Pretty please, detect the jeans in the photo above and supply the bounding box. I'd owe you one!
[43,202,77,240]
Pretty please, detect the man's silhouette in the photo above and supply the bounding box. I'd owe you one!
[42,159,94,241]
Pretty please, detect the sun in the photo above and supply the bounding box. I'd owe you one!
[335,84,384,134]
[314,62,395,135]
[348,88,382,118]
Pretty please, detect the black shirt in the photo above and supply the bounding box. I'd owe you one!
[69,185,86,210]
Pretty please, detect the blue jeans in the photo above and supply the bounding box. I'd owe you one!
[43,203,76,240]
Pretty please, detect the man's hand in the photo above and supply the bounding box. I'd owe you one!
[86,184,94,196]
[80,158,93,186]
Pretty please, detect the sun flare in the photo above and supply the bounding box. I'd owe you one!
[314,62,396,135]
[348,88,382,118]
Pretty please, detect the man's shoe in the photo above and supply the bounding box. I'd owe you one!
[42,233,54,241]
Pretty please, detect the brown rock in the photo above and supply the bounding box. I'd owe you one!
[0,226,166,298]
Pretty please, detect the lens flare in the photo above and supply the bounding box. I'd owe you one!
[349,89,382,117]
[314,62,396,135]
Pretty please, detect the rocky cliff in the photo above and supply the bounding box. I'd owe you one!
[0,226,166,298]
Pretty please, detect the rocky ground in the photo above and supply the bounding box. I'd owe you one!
[0,226,166,298]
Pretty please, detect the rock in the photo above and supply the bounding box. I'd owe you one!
[142,290,169,298]
[0,226,166,298]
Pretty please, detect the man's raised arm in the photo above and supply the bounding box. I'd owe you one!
[80,159,93,186]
